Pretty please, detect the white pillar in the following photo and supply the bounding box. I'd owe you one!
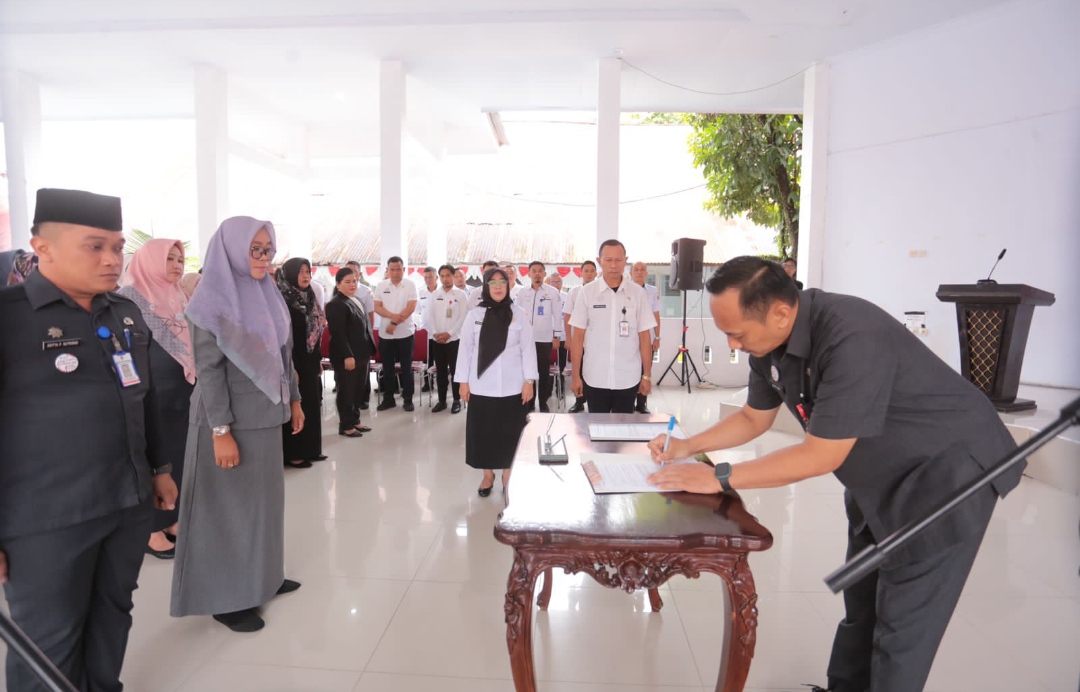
[380,60,407,268]
[596,58,622,253]
[797,63,830,290]
[1,70,42,251]
[194,64,229,261]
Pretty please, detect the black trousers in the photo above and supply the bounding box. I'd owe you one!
[334,362,369,431]
[377,335,415,402]
[533,342,555,408]
[2,502,151,692]
[583,379,638,414]
[430,339,461,403]
[826,489,993,692]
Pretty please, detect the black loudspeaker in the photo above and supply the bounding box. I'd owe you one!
[669,238,706,291]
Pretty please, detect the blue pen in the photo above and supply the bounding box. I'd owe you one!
[661,415,676,464]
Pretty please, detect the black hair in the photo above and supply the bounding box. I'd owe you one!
[423,266,437,274]
[581,260,596,270]
[704,256,798,321]
[781,257,797,265]
[333,267,356,296]
[438,264,456,276]
[598,239,626,256]
[528,261,545,271]
[346,260,362,269]
[482,260,498,270]
[30,224,41,237]
[387,256,404,267]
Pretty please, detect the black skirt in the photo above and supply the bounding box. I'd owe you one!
[465,393,529,470]
[283,349,323,461]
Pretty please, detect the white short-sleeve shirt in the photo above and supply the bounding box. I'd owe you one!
[373,278,419,339]
[355,283,375,316]
[643,283,662,339]
[424,286,469,342]
[513,283,564,343]
[569,278,657,390]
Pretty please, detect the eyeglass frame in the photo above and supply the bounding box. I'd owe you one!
[249,246,276,260]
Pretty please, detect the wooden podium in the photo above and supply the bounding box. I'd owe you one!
[936,283,1055,412]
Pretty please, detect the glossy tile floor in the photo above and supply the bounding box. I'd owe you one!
[2,382,1078,692]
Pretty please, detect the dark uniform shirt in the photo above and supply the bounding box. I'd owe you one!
[0,271,164,541]
[747,289,1021,559]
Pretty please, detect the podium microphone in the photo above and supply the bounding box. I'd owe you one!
[977,248,1007,285]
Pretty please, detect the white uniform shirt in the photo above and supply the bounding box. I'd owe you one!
[454,305,539,397]
[513,283,564,343]
[423,286,469,342]
[310,280,327,310]
[416,286,438,332]
[468,287,484,310]
[373,278,419,339]
[643,283,662,340]
[355,283,375,316]
[569,278,657,390]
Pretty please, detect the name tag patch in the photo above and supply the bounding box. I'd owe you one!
[42,338,83,351]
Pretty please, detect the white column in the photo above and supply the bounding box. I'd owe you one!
[797,62,830,290]
[1,70,42,251]
[595,58,622,253]
[194,64,229,261]
[380,60,407,268]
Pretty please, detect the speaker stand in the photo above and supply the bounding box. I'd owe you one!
[657,291,703,394]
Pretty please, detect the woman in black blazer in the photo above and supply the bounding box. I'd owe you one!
[325,267,376,437]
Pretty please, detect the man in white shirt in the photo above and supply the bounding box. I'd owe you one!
[563,259,597,413]
[468,260,499,309]
[503,262,523,301]
[373,256,419,411]
[546,272,568,391]
[631,261,663,414]
[453,266,470,297]
[417,266,439,393]
[514,261,563,413]
[424,264,469,413]
[570,241,656,414]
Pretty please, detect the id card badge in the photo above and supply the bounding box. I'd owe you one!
[537,304,545,316]
[446,306,453,319]
[619,320,630,337]
[112,352,142,387]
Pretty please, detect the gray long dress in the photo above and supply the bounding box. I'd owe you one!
[170,325,300,617]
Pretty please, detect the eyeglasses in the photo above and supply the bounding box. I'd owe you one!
[487,280,508,288]
[250,246,276,260]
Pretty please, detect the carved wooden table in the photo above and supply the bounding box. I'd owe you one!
[494,413,773,692]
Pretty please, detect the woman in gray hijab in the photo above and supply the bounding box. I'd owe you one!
[170,216,305,633]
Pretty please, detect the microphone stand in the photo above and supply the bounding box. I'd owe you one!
[825,395,1080,593]
[0,611,79,692]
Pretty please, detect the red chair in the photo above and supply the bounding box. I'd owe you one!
[320,326,332,373]
[410,329,431,404]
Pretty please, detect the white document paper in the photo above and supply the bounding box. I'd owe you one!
[580,453,694,494]
[588,422,673,442]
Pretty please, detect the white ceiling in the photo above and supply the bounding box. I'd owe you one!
[0,0,1017,158]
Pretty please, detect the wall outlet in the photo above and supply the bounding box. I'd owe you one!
[704,346,713,364]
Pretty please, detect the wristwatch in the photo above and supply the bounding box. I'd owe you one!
[714,462,733,492]
[152,463,173,476]
[641,375,652,381]
[525,379,536,386]
[212,425,231,437]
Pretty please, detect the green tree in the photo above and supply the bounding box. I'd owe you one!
[642,113,803,259]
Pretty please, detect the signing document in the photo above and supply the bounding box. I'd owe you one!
[581,448,756,494]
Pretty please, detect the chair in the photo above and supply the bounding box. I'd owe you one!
[370,329,383,393]
[410,329,431,405]
[319,327,332,373]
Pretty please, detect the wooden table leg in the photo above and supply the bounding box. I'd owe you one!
[504,549,540,692]
[715,553,759,692]
[537,568,554,610]
[647,587,664,612]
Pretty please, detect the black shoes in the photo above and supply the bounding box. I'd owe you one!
[450,400,462,414]
[432,401,448,413]
[309,454,328,462]
[285,459,313,468]
[377,398,396,411]
[277,579,301,595]
[569,400,585,413]
[421,381,431,393]
[359,402,369,410]
[635,403,650,414]
[354,425,372,433]
[539,404,551,413]
[478,483,494,497]
[145,545,175,560]
[339,429,362,438]
[213,608,264,632]
[403,400,415,412]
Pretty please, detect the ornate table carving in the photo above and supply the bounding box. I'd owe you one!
[494,414,773,692]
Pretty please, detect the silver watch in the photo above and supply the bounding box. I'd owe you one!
[212,425,231,437]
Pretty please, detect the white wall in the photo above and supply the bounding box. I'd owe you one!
[822,0,1080,389]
